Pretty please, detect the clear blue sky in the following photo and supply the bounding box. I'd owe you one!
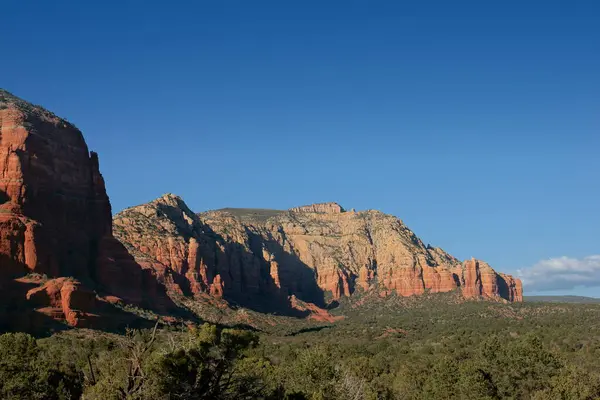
[2,1,599,296]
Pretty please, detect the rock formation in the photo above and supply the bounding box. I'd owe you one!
[0,89,111,281]
[0,89,176,330]
[462,258,523,302]
[0,88,522,331]
[290,202,345,214]
[25,277,97,327]
[113,195,523,309]
[112,194,290,312]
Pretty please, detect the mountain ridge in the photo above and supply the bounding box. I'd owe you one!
[113,193,523,314]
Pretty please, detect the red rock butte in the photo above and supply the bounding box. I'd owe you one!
[0,89,176,330]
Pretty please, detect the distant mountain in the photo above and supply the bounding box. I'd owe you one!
[525,295,600,304]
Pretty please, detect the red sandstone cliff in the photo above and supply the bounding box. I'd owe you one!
[113,196,523,308]
[0,90,111,280]
[0,89,175,330]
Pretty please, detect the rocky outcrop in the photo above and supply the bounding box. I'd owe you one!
[25,277,96,327]
[114,197,523,308]
[499,273,523,302]
[0,89,176,329]
[462,258,522,302]
[290,202,345,214]
[289,295,344,323]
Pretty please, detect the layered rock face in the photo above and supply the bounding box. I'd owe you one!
[113,194,228,301]
[290,202,345,214]
[201,205,522,302]
[462,259,523,302]
[0,89,111,281]
[114,196,523,307]
[114,196,344,311]
[0,89,174,330]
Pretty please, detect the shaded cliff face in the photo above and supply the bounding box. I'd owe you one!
[113,196,523,309]
[0,89,111,281]
[0,90,177,330]
[113,194,227,301]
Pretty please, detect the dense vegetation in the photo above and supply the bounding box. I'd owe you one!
[1,294,600,399]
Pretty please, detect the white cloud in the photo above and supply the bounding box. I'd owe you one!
[517,255,600,292]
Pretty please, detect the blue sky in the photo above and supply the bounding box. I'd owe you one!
[2,1,599,296]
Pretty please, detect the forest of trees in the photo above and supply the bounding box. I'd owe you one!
[1,295,600,399]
